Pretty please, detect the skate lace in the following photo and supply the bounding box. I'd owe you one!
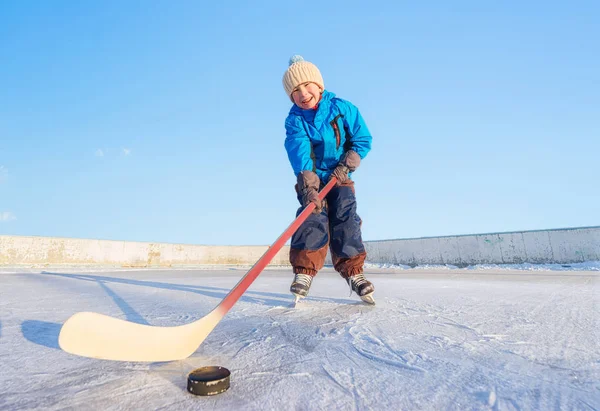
[347,273,367,295]
[295,274,313,287]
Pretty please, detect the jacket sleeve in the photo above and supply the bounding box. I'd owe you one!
[339,100,372,159]
[284,115,314,176]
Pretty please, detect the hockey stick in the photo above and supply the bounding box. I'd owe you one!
[58,178,337,362]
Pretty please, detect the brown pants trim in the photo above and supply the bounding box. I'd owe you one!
[332,251,367,279]
[291,248,366,279]
[290,246,328,276]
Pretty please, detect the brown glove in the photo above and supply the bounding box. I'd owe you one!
[331,150,361,184]
[297,170,323,213]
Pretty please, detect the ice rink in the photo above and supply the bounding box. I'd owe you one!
[1,267,598,410]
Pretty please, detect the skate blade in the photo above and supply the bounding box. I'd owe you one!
[360,293,375,305]
[292,294,305,307]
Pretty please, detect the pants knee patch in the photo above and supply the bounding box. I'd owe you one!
[291,209,329,251]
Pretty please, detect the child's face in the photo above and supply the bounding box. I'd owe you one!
[292,82,322,109]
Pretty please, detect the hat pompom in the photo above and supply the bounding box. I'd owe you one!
[288,55,305,66]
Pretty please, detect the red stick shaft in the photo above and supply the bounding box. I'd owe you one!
[218,178,337,313]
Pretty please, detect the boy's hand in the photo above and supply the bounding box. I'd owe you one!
[300,187,322,213]
[331,150,361,184]
[331,164,350,184]
[297,170,323,213]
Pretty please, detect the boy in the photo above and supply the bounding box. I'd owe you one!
[282,55,375,304]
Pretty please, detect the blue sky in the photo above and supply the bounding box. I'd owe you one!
[1,1,598,245]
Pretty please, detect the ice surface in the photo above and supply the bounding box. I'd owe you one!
[0,267,598,410]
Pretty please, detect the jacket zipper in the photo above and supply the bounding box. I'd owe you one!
[330,114,343,149]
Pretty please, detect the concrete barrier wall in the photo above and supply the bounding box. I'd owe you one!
[364,226,600,267]
[1,226,599,267]
[0,235,291,267]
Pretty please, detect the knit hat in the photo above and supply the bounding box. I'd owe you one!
[282,55,325,101]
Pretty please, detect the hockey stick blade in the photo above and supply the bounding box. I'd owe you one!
[59,309,222,362]
[58,178,337,362]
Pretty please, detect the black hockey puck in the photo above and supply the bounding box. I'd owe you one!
[187,366,231,396]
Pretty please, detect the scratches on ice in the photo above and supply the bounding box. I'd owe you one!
[348,325,426,373]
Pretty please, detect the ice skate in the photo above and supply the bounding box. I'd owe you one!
[347,273,375,304]
[290,273,313,305]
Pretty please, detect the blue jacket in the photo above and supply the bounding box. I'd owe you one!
[284,90,372,182]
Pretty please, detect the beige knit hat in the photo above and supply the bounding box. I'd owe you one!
[282,55,324,101]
